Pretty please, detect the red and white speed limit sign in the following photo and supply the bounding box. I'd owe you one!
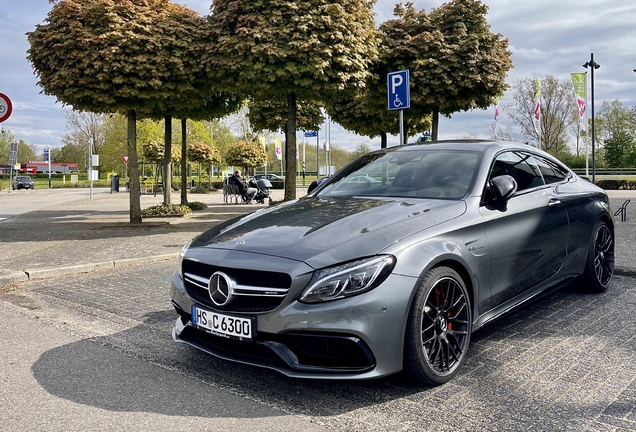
[0,93,12,123]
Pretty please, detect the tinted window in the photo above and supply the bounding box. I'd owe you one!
[533,155,568,184]
[489,151,544,192]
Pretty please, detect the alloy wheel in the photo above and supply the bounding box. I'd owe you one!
[421,276,470,375]
[594,224,614,286]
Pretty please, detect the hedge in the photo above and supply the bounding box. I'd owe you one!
[594,179,636,190]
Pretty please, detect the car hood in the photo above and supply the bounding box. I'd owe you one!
[191,196,466,269]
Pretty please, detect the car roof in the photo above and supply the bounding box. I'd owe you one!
[388,139,524,153]
[381,139,566,165]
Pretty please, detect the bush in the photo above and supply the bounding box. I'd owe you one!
[142,204,192,217]
[185,201,207,211]
[594,179,636,190]
[190,184,210,194]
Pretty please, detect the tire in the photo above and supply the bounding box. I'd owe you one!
[580,219,614,293]
[404,266,472,385]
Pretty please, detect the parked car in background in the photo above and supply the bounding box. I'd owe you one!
[12,176,34,190]
[253,173,284,182]
[349,174,380,183]
[171,140,614,385]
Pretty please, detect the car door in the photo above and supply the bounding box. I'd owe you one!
[479,151,569,307]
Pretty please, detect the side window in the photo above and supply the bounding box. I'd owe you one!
[533,155,568,184]
[489,151,545,192]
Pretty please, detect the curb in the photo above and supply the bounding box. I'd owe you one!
[0,254,178,287]
[2,257,635,288]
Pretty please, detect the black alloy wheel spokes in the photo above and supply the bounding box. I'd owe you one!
[594,224,614,286]
[421,277,469,375]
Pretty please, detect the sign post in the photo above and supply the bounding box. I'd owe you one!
[122,155,129,180]
[8,142,18,194]
[44,148,51,188]
[387,70,410,145]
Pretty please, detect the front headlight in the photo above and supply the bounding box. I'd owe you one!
[177,240,192,279]
[299,255,396,304]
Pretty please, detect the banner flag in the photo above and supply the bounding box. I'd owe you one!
[494,96,501,121]
[571,73,587,131]
[533,78,541,135]
[490,96,502,136]
[274,137,282,160]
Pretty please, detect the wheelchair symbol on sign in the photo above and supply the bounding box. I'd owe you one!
[393,94,403,108]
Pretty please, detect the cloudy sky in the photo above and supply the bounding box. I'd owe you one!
[1,0,635,154]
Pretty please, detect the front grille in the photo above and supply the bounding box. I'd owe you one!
[182,259,293,313]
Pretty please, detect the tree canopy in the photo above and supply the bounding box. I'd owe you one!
[225,140,268,174]
[378,1,512,140]
[206,0,379,200]
[27,0,219,222]
[248,99,324,134]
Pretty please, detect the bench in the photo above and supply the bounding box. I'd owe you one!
[223,183,243,204]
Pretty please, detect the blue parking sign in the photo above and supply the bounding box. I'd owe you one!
[387,70,410,111]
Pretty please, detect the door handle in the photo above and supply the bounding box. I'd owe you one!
[548,199,561,208]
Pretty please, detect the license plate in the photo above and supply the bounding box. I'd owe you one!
[191,305,255,341]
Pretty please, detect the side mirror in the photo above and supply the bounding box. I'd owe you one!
[307,176,329,194]
[490,175,517,202]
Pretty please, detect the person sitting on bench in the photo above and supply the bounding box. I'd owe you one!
[228,170,257,204]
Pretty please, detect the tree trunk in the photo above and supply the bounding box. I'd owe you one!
[432,107,440,141]
[163,114,172,205]
[285,92,297,201]
[380,132,387,149]
[180,118,187,205]
[127,110,142,224]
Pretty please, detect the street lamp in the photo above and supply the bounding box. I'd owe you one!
[583,53,600,184]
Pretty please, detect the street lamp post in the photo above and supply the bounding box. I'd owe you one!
[583,53,600,184]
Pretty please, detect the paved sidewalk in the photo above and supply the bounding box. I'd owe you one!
[1,188,635,286]
[0,187,289,285]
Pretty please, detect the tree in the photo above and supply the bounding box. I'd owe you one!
[27,0,212,223]
[142,139,180,164]
[206,0,379,201]
[595,100,636,143]
[63,109,108,157]
[0,128,16,163]
[188,141,221,186]
[604,131,634,168]
[224,141,267,175]
[378,1,511,141]
[354,143,372,159]
[17,140,38,163]
[505,75,576,155]
[248,99,324,134]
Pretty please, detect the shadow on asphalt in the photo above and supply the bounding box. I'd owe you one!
[0,204,255,243]
[26,273,634,425]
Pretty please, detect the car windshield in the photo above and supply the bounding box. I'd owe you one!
[316,148,481,200]
[16,176,31,181]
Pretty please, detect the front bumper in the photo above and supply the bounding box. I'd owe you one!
[171,268,419,380]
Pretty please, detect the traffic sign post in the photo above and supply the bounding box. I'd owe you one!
[122,155,129,180]
[387,70,410,145]
[44,148,51,188]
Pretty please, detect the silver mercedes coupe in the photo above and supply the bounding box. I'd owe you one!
[170,140,614,385]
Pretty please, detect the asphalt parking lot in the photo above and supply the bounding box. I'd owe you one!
[1,257,634,431]
[1,188,635,430]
